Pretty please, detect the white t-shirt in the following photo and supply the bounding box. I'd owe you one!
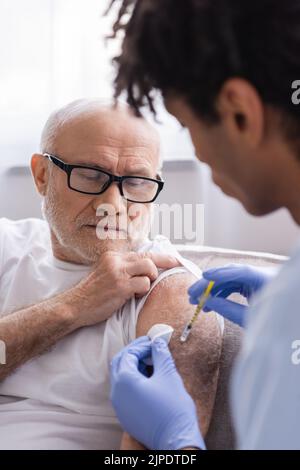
[0,217,208,450]
[231,240,300,449]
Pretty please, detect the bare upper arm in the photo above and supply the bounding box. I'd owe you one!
[136,272,222,436]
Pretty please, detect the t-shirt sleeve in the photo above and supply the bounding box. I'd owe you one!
[0,218,48,277]
[121,266,188,344]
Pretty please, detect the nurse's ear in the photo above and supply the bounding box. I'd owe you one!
[30,153,51,196]
[216,78,265,149]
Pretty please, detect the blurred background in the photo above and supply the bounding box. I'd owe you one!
[0,0,299,255]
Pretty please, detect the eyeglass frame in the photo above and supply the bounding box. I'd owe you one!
[43,153,164,203]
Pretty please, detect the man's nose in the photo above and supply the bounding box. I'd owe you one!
[91,182,126,214]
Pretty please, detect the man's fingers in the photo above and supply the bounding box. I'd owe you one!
[125,253,180,288]
[127,258,159,281]
[130,276,151,297]
[143,252,180,270]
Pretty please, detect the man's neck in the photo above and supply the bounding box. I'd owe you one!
[50,231,92,266]
[264,142,300,225]
[279,161,300,226]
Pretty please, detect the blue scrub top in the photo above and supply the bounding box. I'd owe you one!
[231,240,300,449]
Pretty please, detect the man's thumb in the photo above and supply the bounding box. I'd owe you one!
[146,252,180,270]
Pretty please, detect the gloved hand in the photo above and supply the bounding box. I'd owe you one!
[110,336,205,451]
[188,264,276,327]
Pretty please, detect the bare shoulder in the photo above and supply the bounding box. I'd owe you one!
[136,272,223,435]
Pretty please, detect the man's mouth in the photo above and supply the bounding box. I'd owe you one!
[104,226,120,232]
[85,224,125,233]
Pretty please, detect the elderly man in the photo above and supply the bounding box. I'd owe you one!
[0,99,233,450]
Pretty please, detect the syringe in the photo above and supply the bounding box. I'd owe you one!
[180,281,215,343]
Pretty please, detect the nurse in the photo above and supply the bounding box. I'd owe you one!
[109,0,300,450]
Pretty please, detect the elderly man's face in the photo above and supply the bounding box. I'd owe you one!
[36,107,160,264]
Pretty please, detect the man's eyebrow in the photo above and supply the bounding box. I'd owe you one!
[125,168,153,177]
[74,161,111,171]
[72,161,154,177]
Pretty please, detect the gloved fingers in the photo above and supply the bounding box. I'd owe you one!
[188,267,247,304]
[188,277,232,298]
[203,264,242,277]
[202,288,235,312]
[151,338,177,375]
[112,342,152,387]
[117,348,150,379]
[203,264,246,284]
[189,286,235,307]
[111,336,151,382]
[126,336,152,359]
[110,344,151,411]
[111,336,147,369]
[203,296,248,327]
[188,278,209,297]
[112,336,150,365]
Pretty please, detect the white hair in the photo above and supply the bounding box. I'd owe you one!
[40,98,117,154]
[40,98,162,174]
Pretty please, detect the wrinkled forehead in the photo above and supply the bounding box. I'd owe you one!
[53,106,160,170]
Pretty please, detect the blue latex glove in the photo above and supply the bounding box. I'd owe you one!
[188,264,275,327]
[110,336,205,451]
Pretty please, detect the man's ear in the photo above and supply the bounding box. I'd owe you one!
[216,78,265,148]
[30,153,50,196]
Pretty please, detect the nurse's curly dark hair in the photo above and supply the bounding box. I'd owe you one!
[107,0,300,144]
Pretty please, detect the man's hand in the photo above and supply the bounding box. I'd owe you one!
[0,251,179,382]
[110,336,205,451]
[67,251,180,328]
[188,264,276,326]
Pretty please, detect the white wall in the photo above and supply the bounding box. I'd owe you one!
[0,162,299,256]
[0,166,42,220]
[199,165,300,255]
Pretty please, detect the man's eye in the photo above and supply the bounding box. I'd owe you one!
[77,170,103,181]
[127,179,146,186]
[83,174,101,181]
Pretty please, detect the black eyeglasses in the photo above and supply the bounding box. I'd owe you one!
[43,153,164,203]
